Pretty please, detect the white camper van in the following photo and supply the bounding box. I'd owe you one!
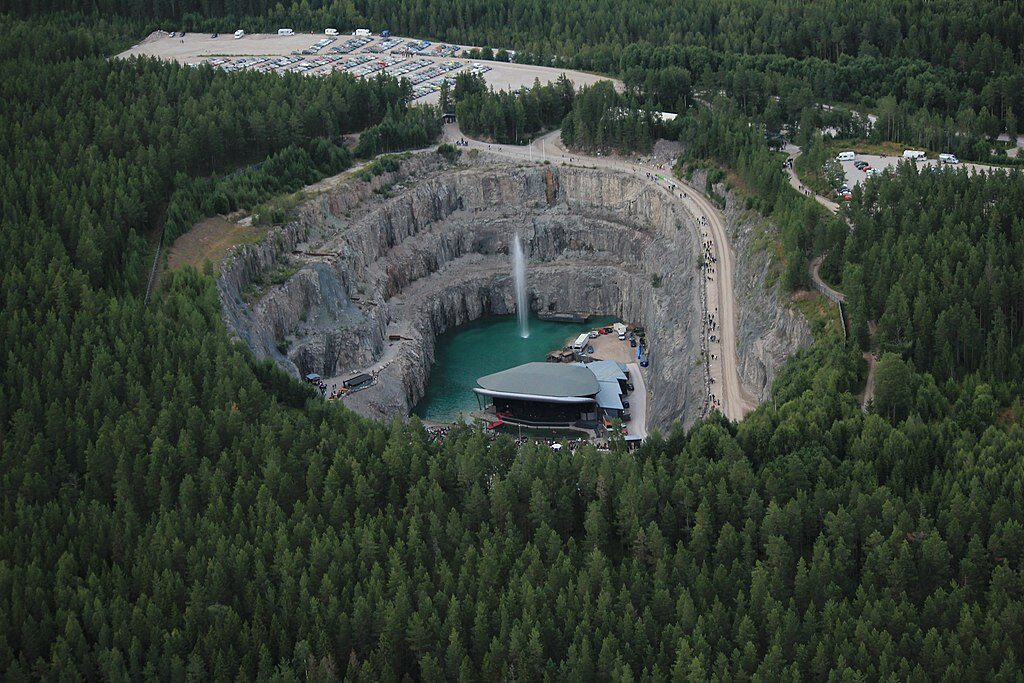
[902,150,926,161]
[325,28,339,36]
[353,28,372,37]
[572,333,590,354]
[278,28,295,36]
[939,153,960,164]
[234,29,245,39]
[835,151,856,162]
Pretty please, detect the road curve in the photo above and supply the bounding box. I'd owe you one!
[809,255,845,303]
[788,144,878,410]
[443,124,757,421]
[783,144,840,212]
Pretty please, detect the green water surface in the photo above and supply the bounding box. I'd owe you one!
[413,314,617,422]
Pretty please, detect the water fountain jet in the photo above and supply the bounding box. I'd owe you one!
[512,233,529,338]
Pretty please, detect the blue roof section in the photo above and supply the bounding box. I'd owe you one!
[576,359,626,382]
[594,379,624,410]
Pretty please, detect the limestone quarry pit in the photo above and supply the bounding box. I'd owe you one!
[217,151,811,431]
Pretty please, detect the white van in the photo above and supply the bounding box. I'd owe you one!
[353,28,372,37]
[278,28,295,36]
[572,333,590,354]
[835,151,855,162]
[234,29,244,39]
[325,28,339,36]
[902,150,926,161]
[939,153,960,164]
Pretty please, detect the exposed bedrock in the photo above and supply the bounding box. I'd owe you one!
[218,152,804,430]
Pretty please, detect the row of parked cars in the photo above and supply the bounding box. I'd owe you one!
[853,159,879,178]
[329,36,374,54]
[301,37,336,55]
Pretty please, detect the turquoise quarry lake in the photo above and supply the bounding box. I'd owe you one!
[413,314,616,422]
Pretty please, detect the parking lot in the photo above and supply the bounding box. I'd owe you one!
[836,153,1004,193]
[118,31,614,103]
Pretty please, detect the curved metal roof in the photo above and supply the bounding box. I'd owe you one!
[476,362,600,398]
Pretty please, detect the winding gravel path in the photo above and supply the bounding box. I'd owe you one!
[787,144,877,411]
[809,255,845,304]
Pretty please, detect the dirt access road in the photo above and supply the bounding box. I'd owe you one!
[782,144,840,211]
[787,145,879,410]
[445,124,758,421]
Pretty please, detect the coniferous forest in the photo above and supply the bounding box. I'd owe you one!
[3,4,1024,680]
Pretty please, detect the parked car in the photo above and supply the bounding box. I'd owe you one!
[622,400,630,409]
[588,330,598,338]
[618,332,626,340]
[630,338,637,348]
[626,382,635,392]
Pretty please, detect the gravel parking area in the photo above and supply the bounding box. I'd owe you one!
[118,31,616,104]
[836,154,1006,192]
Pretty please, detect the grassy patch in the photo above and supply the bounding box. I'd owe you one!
[166,216,267,274]
[253,190,306,226]
[824,139,910,157]
[354,153,411,182]
[748,216,785,287]
[791,290,843,339]
[242,260,301,303]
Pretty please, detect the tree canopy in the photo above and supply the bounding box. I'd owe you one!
[3,7,1024,681]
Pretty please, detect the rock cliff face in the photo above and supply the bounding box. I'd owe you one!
[218,152,803,430]
[691,170,814,401]
[218,154,704,428]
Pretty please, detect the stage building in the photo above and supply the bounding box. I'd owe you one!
[473,360,629,427]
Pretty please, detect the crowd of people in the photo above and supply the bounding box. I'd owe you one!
[424,423,599,451]
[424,424,453,443]
[697,218,723,413]
[511,435,593,452]
[700,218,718,282]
